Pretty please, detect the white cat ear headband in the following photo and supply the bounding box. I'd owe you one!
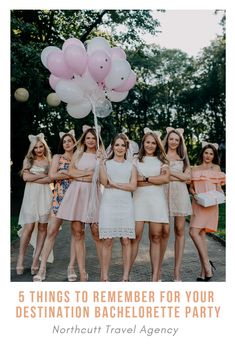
[144,127,162,138]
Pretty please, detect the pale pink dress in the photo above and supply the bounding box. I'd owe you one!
[189,168,225,232]
[57,152,100,223]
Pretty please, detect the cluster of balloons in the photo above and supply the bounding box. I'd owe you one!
[41,37,136,118]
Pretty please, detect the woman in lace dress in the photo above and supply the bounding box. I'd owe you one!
[163,127,192,282]
[189,143,225,281]
[16,133,52,275]
[57,126,106,281]
[131,129,170,282]
[33,131,78,282]
[99,133,137,281]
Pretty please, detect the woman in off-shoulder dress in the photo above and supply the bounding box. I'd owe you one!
[189,143,225,281]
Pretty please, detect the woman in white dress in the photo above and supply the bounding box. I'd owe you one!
[131,128,170,282]
[163,127,192,282]
[16,133,52,275]
[99,133,137,281]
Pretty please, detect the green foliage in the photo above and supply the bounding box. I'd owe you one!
[11,10,225,194]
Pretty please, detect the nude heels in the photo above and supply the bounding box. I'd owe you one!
[33,270,46,282]
[67,267,77,282]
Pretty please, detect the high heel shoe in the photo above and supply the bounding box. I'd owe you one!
[31,266,39,276]
[16,267,24,275]
[205,260,216,281]
[80,272,88,282]
[33,270,46,282]
[67,267,77,282]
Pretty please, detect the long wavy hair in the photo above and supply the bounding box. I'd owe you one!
[198,144,220,165]
[72,128,105,164]
[163,129,190,171]
[20,135,51,175]
[107,133,130,160]
[138,132,168,164]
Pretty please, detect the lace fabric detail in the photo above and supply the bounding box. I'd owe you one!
[99,227,135,239]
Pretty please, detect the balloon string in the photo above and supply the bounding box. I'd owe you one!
[89,97,99,150]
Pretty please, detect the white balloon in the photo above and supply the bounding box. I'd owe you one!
[66,99,92,119]
[87,37,111,55]
[74,71,98,97]
[55,79,84,104]
[104,59,131,90]
[41,46,60,68]
[106,90,129,102]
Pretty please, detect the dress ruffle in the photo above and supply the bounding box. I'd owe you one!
[191,170,225,185]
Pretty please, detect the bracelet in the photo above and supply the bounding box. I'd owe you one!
[143,176,149,182]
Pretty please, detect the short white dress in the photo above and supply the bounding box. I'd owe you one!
[99,159,135,239]
[133,156,169,223]
[18,165,52,225]
[165,160,192,217]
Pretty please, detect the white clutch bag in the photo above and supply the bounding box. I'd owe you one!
[196,190,225,207]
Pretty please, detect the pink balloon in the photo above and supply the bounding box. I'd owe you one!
[64,45,87,76]
[47,50,73,79]
[115,70,136,92]
[111,47,126,60]
[62,38,84,50]
[49,74,61,90]
[88,50,111,82]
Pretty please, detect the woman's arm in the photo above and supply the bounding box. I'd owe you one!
[169,167,191,182]
[108,165,137,192]
[99,161,109,186]
[22,170,48,182]
[147,166,170,185]
[68,154,93,178]
[48,154,70,181]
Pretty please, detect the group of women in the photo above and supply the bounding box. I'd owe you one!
[15,125,225,282]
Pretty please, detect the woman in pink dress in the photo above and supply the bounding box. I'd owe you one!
[57,126,106,281]
[163,127,192,282]
[189,142,225,281]
[33,131,77,282]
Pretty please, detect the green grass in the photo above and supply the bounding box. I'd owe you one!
[11,215,20,242]
[215,203,226,240]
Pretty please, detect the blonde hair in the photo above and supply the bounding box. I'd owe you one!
[20,135,51,175]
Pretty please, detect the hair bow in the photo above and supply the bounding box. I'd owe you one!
[144,127,162,138]
[202,141,219,150]
[82,124,101,134]
[166,127,184,136]
[59,129,75,138]
[28,133,44,143]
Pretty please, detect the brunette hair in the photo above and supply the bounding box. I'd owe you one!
[58,133,77,154]
[199,144,220,165]
[107,133,130,160]
[163,129,190,171]
[138,132,168,164]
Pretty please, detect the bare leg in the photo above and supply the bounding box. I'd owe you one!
[31,222,48,271]
[157,223,170,281]
[16,223,35,274]
[34,218,62,280]
[189,227,212,279]
[90,223,102,267]
[67,230,77,281]
[130,221,144,268]
[120,237,131,281]
[149,223,163,281]
[101,238,114,281]
[173,217,185,281]
[72,221,87,281]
